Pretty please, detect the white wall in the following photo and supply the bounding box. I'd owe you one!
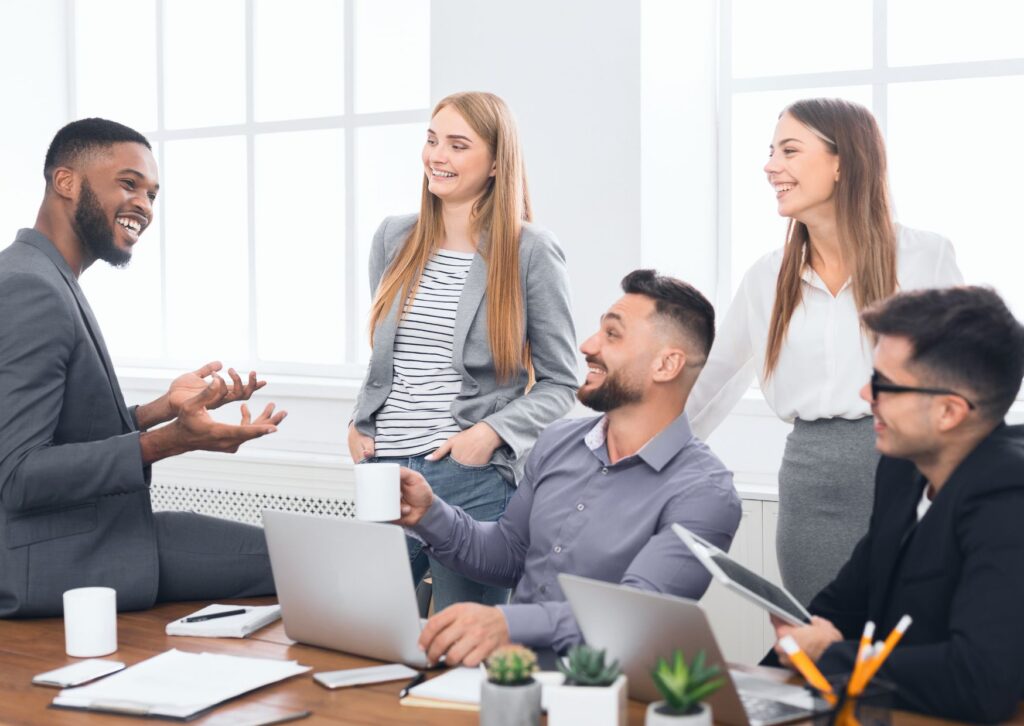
[432,0,642,344]
[0,0,68,245]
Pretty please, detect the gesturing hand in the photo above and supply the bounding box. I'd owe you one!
[417,603,510,667]
[171,377,286,454]
[167,361,266,416]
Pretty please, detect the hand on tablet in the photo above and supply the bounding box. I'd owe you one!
[773,615,842,666]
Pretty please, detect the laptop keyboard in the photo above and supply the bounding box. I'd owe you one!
[741,693,810,724]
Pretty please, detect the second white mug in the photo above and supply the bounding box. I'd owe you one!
[354,462,401,521]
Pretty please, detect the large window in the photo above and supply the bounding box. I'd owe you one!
[720,0,1024,315]
[75,0,430,377]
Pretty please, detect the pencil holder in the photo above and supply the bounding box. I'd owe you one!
[810,677,897,726]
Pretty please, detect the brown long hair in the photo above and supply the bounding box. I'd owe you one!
[764,98,898,378]
[367,91,532,382]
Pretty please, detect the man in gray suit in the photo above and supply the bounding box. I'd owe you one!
[0,118,286,617]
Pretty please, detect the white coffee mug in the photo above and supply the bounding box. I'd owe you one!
[354,462,401,521]
[63,586,117,657]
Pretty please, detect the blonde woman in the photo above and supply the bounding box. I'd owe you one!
[348,92,578,610]
[687,98,963,605]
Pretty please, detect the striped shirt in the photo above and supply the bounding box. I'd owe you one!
[373,250,475,457]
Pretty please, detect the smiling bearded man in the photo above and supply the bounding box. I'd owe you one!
[0,118,289,618]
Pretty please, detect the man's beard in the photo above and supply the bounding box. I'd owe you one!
[576,366,643,412]
[74,179,131,268]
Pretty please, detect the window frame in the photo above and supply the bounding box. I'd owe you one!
[68,0,430,380]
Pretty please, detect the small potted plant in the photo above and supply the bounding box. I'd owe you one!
[480,644,541,726]
[546,644,628,726]
[646,649,725,725]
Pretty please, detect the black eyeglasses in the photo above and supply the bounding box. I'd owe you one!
[870,371,976,410]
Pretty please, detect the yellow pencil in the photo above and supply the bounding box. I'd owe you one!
[779,636,834,696]
[846,621,875,697]
[851,615,912,695]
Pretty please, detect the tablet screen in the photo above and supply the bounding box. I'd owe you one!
[708,551,810,624]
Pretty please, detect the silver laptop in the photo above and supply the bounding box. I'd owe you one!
[559,574,823,726]
[262,510,430,668]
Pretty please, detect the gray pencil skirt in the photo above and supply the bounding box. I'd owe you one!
[776,416,879,606]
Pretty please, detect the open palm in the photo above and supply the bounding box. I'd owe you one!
[167,362,265,416]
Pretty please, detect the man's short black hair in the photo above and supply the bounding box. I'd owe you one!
[620,269,716,362]
[862,286,1024,421]
[44,118,151,184]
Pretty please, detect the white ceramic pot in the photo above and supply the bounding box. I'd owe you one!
[545,674,628,726]
[480,678,542,726]
[644,700,712,726]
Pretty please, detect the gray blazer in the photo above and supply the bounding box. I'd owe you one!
[352,214,579,483]
[0,229,157,617]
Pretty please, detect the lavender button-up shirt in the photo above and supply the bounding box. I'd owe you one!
[410,412,741,652]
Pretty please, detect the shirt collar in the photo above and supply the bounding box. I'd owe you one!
[800,265,852,295]
[583,411,695,472]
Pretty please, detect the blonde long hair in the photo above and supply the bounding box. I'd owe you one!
[368,91,532,382]
[764,98,898,378]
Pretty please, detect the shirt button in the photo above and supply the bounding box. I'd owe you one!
[539,584,547,594]
[370,380,381,387]
[577,503,585,511]
[601,467,608,474]
[553,545,562,554]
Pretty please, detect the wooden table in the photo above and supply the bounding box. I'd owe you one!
[0,599,1018,725]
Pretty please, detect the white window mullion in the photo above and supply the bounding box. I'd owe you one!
[716,0,734,312]
[343,0,358,365]
[872,0,888,134]
[156,0,169,361]
[245,0,259,369]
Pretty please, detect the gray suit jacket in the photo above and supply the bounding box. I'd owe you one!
[352,214,579,483]
[0,229,158,617]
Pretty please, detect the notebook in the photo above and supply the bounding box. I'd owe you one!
[399,667,565,712]
[165,604,281,638]
[51,649,309,720]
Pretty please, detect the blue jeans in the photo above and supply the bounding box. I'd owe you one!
[373,453,515,611]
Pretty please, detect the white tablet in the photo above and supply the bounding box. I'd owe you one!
[673,523,812,626]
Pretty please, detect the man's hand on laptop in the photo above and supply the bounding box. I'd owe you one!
[418,603,510,666]
[772,615,842,666]
[395,467,436,526]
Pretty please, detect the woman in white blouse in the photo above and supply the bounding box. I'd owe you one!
[687,98,962,605]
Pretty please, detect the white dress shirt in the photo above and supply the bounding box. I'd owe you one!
[687,226,964,440]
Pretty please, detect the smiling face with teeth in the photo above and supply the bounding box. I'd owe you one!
[764,112,840,224]
[577,294,669,413]
[422,104,496,208]
[69,142,159,268]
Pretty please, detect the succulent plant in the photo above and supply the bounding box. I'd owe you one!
[650,649,725,715]
[486,645,539,685]
[556,644,622,687]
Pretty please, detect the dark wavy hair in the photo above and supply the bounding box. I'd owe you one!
[862,286,1024,422]
[621,269,715,364]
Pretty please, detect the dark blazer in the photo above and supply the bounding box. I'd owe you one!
[0,229,158,617]
[812,423,1024,723]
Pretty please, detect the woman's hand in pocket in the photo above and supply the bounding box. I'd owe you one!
[427,423,502,467]
[347,422,375,463]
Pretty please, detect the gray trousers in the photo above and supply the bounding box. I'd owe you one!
[776,417,879,606]
[153,511,275,602]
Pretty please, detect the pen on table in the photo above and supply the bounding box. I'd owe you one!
[249,710,312,726]
[778,636,836,704]
[851,614,912,695]
[846,620,875,696]
[183,608,248,623]
[398,672,427,699]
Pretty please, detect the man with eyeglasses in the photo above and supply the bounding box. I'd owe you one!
[771,286,1024,723]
